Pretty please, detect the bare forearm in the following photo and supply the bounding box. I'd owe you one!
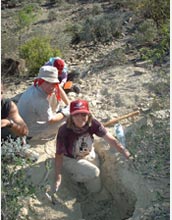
[55,153,63,179]
[103,133,131,159]
[7,101,29,136]
[49,113,65,124]
[60,78,67,87]
[112,140,130,159]
[1,118,28,136]
[11,121,28,136]
[54,153,63,190]
[59,86,70,105]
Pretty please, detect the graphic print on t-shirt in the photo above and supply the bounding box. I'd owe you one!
[73,133,93,159]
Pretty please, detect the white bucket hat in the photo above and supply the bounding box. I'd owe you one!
[37,66,59,83]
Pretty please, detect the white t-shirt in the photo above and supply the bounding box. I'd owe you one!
[17,85,65,142]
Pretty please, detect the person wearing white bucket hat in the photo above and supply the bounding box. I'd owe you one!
[44,57,81,94]
[37,66,60,83]
[17,66,70,146]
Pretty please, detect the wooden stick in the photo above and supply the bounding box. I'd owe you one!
[103,110,140,127]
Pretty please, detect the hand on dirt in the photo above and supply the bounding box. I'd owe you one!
[55,174,61,192]
[54,183,60,193]
[128,155,135,161]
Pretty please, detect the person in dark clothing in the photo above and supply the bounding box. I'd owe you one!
[1,83,28,140]
[1,82,39,162]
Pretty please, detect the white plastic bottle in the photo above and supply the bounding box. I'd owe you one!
[114,123,126,148]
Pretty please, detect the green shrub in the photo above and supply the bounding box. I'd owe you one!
[134,19,158,45]
[140,0,170,28]
[19,37,62,75]
[139,20,169,64]
[133,0,170,65]
[1,137,35,220]
[16,4,38,30]
[66,23,82,44]
[72,14,122,44]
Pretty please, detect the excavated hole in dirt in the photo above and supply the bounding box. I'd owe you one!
[78,141,137,220]
[20,138,153,220]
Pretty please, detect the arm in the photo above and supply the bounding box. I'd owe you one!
[48,90,69,124]
[55,153,64,191]
[103,131,131,159]
[48,112,65,124]
[2,101,29,136]
[59,72,68,87]
[59,86,70,106]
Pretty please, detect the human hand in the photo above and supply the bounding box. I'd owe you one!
[1,119,11,128]
[128,154,135,161]
[55,174,62,192]
[127,154,139,171]
[60,105,70,117]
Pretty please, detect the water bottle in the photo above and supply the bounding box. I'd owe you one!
[114,123,126,148]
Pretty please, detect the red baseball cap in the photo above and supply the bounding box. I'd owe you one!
[70,100,90,115]
[54,59,64,75]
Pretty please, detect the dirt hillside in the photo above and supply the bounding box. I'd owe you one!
[3,57,170,220]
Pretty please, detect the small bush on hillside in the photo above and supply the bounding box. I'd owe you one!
[66,23,83,44]
[132,0,170,65]
[70,14,122,44]
[91,4,103,16]
[140,0,170,28]
[2,137,35,220]
[16,4,38,30]
[19,37,62,75]
[48,10,57,21]
[139,20,169,64]
[124,0,170,27]
[134,19,158,45]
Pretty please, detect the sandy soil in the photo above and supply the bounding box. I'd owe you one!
[3,56,170,219]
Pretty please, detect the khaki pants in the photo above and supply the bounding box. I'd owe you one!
[63,149,101,193]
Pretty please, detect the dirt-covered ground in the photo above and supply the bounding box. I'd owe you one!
[3,53,170,219]
[2,1,170,219]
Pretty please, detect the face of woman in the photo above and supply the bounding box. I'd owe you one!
[72,113,89,128]
[41,81,57,95]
